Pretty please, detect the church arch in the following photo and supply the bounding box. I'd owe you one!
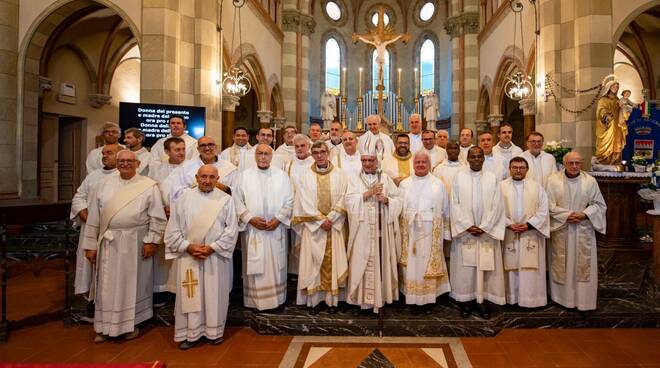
[491,46,525,115]
[320,30,347,96]
[17,0,141,198]
[412,31,440,96]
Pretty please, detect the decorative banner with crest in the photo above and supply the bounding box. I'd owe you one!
[623,101,659,164]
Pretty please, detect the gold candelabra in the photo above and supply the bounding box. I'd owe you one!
[396,95,404,131]
[356,96,364,131]
[341,95,347,129]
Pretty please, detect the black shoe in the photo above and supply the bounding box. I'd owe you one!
[578,310,590,319]
[328,306,338,314]
[261,304,285,314]
[309,305,323,315]
[460,303,472,318]
[208,337,224,345]
[476,302,491,320]
[179,340,197,350]
[423,305,433,315]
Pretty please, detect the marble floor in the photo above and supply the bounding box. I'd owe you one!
[2,270,660,367]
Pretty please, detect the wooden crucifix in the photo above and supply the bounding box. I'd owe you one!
[353,6,410,117]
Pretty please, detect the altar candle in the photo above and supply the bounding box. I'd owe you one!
[397,68,402,95]
[358,67,363,96]
[414,67,419,96]
[342,67,346,95]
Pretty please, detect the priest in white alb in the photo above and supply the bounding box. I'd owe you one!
[357,114,394,157]
[235,144,294,311]
[421,130,447,168]
[71,143,120,298]
[219,127,251,167]
[432,141,465,193]
[492,123,523,170]
[407,113,423,153]
[164,165,238,349]
[292,141,348,315]
[450,146,506,319]
[501,156,550,308]
[82,150,166,342]
[331,130,362,178]
[168,136,237,204]
[478,131,506,180]
[399,152,451,311]
[344,146,402,313]
[457,128,474,164]
[546,151,606,312]
[285,134,314,275]
[85,122,123,175]
[240,127,286,171]
[382,134,414,186]
[521,131,557,187]
[150,115,198,163]
[276,126,298,163]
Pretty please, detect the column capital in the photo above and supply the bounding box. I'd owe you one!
[88,93,112,108]
[475,119,489,132]
[487,113,504,127]
[272,116,286,129]
[444,12,479,39]
[519,98,536,116]
[222,95,241,112]
[256,110,273,124]
[282,10,315,35]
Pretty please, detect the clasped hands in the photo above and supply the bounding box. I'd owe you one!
[249,217,281,231]
[566,211,586,224]
[363,183,388,204]
[507,223,529,233]
[186,243,214,260]
[467,225,485,236]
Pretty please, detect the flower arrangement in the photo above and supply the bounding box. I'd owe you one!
[544,139,571,164]
[631,155,648,166]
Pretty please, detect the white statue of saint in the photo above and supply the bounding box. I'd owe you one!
[423,92,439,129]
[320,90,337,128]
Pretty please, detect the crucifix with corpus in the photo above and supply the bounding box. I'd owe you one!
[353,6,410,117]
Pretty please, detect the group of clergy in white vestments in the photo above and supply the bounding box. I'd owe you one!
[70,113,607,349]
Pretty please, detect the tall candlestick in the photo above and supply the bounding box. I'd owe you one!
[414,67,419,96]
[358,67,363,96]
[342,67,346,96]
[397,68,402,96]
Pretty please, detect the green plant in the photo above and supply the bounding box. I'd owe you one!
[544,140,571,164]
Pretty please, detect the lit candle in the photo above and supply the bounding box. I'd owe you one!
[358,67,363,96]
[342,67,347,95]
[397,68,402,96]
[414,67,419,96]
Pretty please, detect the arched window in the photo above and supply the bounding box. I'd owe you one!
[372,48,390,94]
[325,38,341,95]
[420,39,434,94]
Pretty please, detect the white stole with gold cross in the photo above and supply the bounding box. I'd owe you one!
[179,194,230,314]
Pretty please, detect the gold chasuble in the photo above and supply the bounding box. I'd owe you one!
[395,153,412,178]
[314,164,335,292]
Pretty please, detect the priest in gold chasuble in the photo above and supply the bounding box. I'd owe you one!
[292,141,349,314]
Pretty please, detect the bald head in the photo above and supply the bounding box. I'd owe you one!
[196,164,219,192]
[409,113,422,134]
[436,130,449,148]
[413,151,431,177]
[563,151,583,177]
[255,143,274,169]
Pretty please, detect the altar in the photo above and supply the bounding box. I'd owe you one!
[590,171,651,247]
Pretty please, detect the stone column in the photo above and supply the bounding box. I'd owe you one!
[257,110,273,129]
[519,98,536,139]
[221,95,240,150]
[281,4,315,132]
[445,0,479,138]
[0,0,18,197]
[141,1,181,105]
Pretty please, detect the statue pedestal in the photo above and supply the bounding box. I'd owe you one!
[322,119,333,130]
[591,172,650,247]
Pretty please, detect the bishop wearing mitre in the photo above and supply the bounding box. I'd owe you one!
[344,144,402,313]
[292,141,348,315]
[449,146,506,319]
[235,144,294,312]
[164,165,239,349]
[399,152,451,312]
